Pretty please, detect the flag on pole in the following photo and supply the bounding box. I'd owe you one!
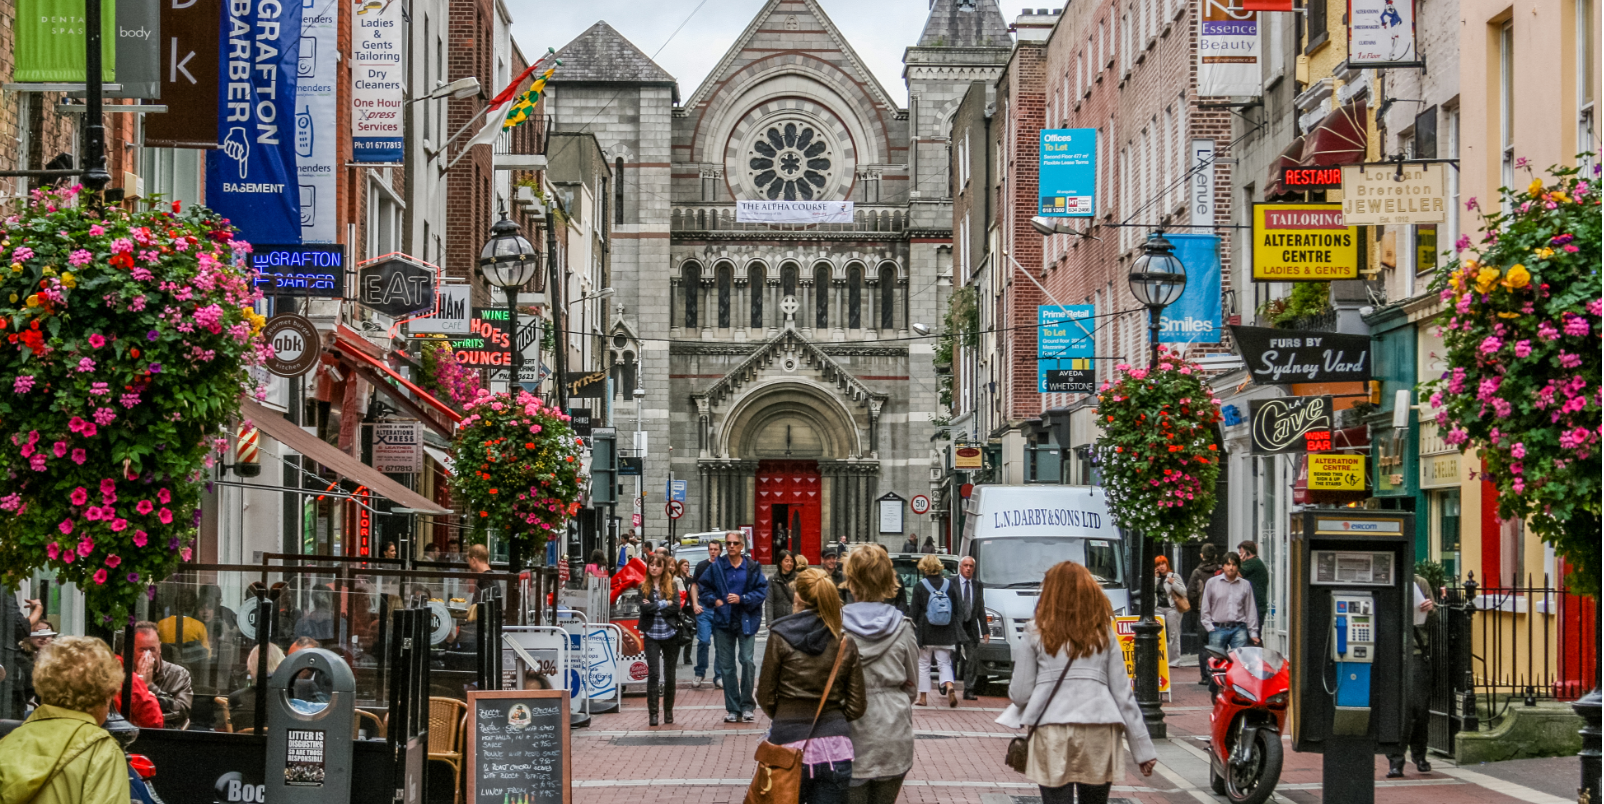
[501,66,556,132]
[463,56,559,150]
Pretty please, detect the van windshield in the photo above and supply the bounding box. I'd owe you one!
[973,537,1124,588]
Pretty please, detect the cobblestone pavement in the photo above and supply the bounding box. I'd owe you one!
[567,643,1582,803]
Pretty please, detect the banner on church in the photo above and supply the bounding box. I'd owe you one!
[735,201,854,225]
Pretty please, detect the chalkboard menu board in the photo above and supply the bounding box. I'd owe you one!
[466,689,571,804]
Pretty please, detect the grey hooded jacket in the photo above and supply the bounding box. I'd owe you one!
[841,601,919,780]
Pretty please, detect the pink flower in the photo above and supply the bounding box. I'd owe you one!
[110,518,128,532]
[1478,336,1504,356]
[132,530,148,547]
[136,499,154,515]
[75,357,95,373]
[77,538,93,557]
[180,547,192,561]
[51,441,66,458]
[88,224,105,236]
[70,487,88,506]
[1561,352,1583,369]
[46,543,59,560]
[1538,321,1561,340]
[110,237,133,254]
[58,519,73,535]
[71,449,86,464]
[93,408,116,426]
[61,551,74,564]
[157,508,173,524]
[1564,315,1591,337]
[84,507,103,522]
[156,488,171,504]
[100,478,116,495]
[1514,340,1532,358]
[10,246,34,261]
[68,249,92,266]
[92,569,107,585]
[13,376,34,393]
[1511,442,1527,459]
[106,554,121,568]
[88,333,105,348]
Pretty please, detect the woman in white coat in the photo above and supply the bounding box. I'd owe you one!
[998,561,1158,804]
[1154,556,1188,659]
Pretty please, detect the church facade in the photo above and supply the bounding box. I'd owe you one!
[547,0,1011,563]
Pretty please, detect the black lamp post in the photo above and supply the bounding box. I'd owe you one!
[478,213,540,572]
[1126,231,1188,739]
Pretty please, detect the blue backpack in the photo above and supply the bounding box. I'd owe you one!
[922,578,954,626]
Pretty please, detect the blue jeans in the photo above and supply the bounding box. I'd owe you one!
[713,627,756,714]
[694,610,720,680]
[1206,623,1251,696]
[801,759,853,804]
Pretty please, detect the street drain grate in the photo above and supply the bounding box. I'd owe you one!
[610,735,717,746]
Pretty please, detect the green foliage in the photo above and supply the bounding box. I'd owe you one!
[1414,559,1448,598]
[935,286,979,410]
[1421,162,1602,591]
[1094,348,1223,541]
[0,188,268,623]
[1258,282,1331,328]
[450,390,585,562]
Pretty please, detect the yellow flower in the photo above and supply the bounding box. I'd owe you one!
[1502,264,1531,290]
[1529,178,1546,197]
[1534,247,1554,259]
[1497,311,1521,319]
[1548,191,1569,204]
[41,267,55,276]
[7,294,16,303]
[1474,266,1502,294]
[24,294,39,308]
[59,272,75,288]
[9,264,19,273]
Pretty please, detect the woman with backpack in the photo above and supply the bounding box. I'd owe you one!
[638,553,683,726]
[910,553,960,707]
[999,562,1157,804]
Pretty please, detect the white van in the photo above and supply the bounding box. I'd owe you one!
[958,485,1128,683]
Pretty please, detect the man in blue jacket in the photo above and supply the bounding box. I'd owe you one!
[699,530,767,722]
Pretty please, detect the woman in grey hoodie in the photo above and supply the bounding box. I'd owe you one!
[841,544,920,804]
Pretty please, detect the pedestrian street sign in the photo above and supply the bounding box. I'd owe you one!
[1114,616,1171,694]
[667,479,687,503]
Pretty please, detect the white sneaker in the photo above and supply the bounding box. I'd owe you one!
[693,676,703,689]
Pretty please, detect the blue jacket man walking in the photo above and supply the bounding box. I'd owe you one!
[698,531,767,721]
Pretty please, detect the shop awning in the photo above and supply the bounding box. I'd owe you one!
[1264,135,1307,199]
[424,446,454,475]
[330,325,463,435]
[240,398,452,515]
[1299,99,1368,168]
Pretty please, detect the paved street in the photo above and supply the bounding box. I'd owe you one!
[569,640,1582,804]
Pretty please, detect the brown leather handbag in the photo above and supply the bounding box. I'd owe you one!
[1005,658,1074,774]
[745,637,852,804]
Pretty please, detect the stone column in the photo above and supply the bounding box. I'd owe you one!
[701,278,715,339]
[832,278,846,341]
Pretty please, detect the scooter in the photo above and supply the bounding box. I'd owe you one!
[1205,645,1290,804]
[103,711,165,804]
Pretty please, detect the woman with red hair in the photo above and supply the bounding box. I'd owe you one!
[1154,556,1187,660]
[998,562,1157,804]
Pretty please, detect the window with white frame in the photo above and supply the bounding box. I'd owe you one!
[1448,108,1461,252]
[1580,0,1598,170]
[1500,20,1516,211]
[1164,107,1175,212]
[1100,18,1109,69]
[1077,51,1086,96]
[1122,11,1132,73]
[1266,12,1285,83]
[1086,38,1095,91]
[367,180,402,258]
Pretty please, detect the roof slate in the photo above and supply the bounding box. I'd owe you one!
[917,0,1012,48]
[551,21,678,85]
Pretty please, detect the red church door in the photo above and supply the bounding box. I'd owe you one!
[754,460,822,565]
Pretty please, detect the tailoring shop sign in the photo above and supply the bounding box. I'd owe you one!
[1250,396,1333,455]
[351,0,405,162]
[370,421,422,474]
[1348,0,1419,68]
[1341,163,1447,225]
[355,254,438,317]
[250,244,345,298]
[1251,203,1359,281]
[1230,325,1371,384]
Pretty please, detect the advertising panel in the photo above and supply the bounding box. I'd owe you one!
[355,254,437,317]
[1251,203,1359,281]
[1230,325,1372,384]
[1189,139,1216,228]
[144,0,219,148]
[1197,0,1259,97]
[1037,305,1095,394]
[250,244,345,298]
[299,0,339,241]
[734,201,854,224]
[407,284,471,335]
[351,0,405,163]
[1309,454,1367,491]
[1348,0,1419,68]
[206,0,303,244]
[1160,234,1222,344]
[15,0,116,83]
[1038,129,1097,217]
[1340,163,1447,225]
[371,421,423,474]
[1250,396,1334,455]
[108,0,159,99]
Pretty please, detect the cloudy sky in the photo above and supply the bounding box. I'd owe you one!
[506,0,943,105]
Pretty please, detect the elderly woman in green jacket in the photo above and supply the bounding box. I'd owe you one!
[0,636,131,804]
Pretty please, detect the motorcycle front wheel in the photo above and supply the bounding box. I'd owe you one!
[1224,728,1283,804]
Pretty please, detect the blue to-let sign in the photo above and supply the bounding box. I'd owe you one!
[668,479,687,503]
[250,244,345,298]
[1039,128,1097,217]
[1159,234,1223,344]
[1038,305,1094,359]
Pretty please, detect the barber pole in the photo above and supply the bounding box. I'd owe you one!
[235,422,262,477]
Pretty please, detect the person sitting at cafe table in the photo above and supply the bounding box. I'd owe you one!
[228,643,286,732]
[466,544,504,604]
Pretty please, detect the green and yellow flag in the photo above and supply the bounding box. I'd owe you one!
[502,66,557,132]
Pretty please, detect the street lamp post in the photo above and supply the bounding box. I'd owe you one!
[479,213,540,572]
[632,386,645,542]
[1126,231,1188,739]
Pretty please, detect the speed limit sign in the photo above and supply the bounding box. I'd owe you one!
[665,500,685,520]
[910,494,931,515]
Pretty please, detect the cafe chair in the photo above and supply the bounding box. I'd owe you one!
[355,709,386,740]
[214,697,233,734]
[428,697,468,804]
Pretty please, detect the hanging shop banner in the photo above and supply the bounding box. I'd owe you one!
[1197,2,1259,98]
[1189,140,1216,228]
[1348,0,1419,68]
[1251,203,1359,281]
[143,0,219,147]
[1340,163,1447,225]
[355,254,438,317]
[734,201,854,225]
[1250,396,1334,455]
[565,370,609,399]
[370,421,423,474]
[1038,305,1095,394]
[1243,0,1295,9]
[250,244,345,298]
[1231,325,1372,384]
[1038,129,1097,217]
[953,445,984,470]
[407,284,471,335]
[206,0,303,245]
[108,0,159,99]
[1160,234,1223,344]
[1308,454,1367,491]
[299,0,339,241]
[351,0,405,162]
[15,0,117,83]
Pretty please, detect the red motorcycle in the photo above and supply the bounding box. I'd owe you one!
[1205,645,1289,804]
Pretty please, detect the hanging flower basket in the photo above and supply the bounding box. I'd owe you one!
[450,389,585,561]
[0,189,268,623]
[1424,162,1601,589]
[1094,347,1223,541]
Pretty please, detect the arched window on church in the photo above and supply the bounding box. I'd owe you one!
[879,265,896,331]
[717,265,732,328]
[682,263,699,329]
[815,266,830,328]
[612,349,637,399]
[781,264,797,298]
[749,266,765,328]
[847,265,862,329]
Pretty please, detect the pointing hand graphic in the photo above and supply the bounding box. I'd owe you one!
[223,127,250,180]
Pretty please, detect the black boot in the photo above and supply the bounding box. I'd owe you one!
[649,712,659,727]
[1415,757,1431,773]
[1386,758,1405,778]
[664,710,674,725]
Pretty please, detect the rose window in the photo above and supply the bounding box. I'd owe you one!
[748,122,832,201]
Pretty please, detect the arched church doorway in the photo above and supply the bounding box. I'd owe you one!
[756,460,822,564]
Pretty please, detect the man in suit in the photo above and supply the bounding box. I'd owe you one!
[955,555,988,699]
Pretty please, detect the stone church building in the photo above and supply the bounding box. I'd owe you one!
[547,0,1011,563]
